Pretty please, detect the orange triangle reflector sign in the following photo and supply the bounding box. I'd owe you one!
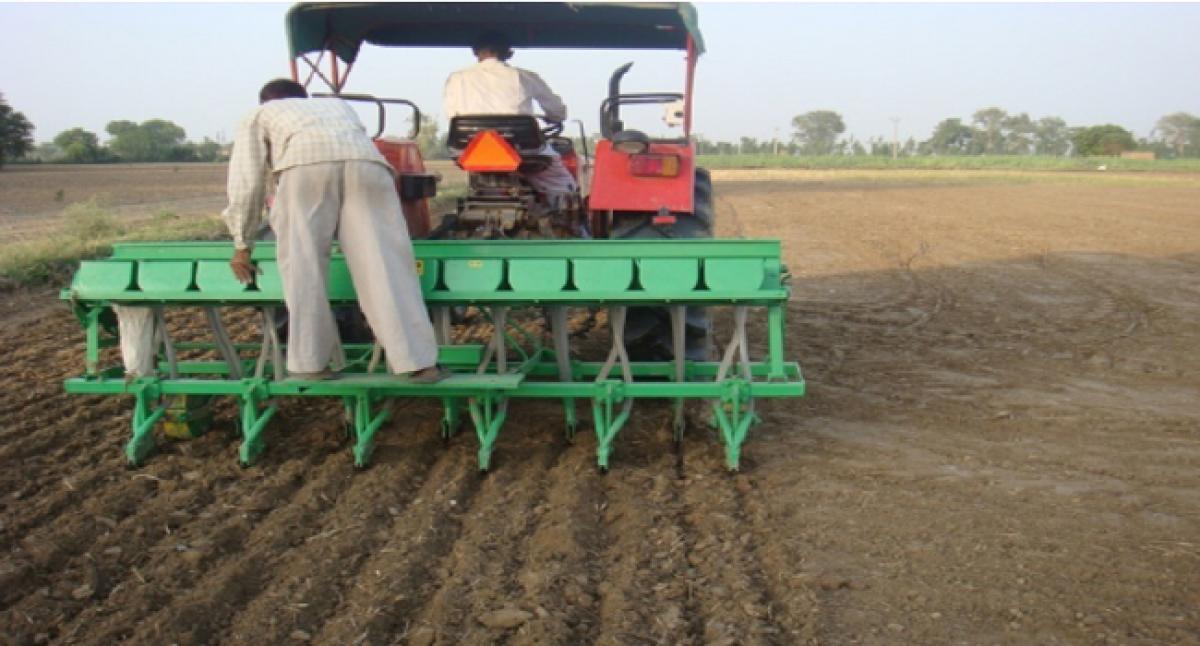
[458,130,522,172]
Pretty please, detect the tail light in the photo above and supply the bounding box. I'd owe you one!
[458,130,521,172]
[629,153,680,177]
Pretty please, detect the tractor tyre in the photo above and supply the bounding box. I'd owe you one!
[613,168,714,361]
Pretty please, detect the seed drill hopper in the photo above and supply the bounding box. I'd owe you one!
[61,2,805,472]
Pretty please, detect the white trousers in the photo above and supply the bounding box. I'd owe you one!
[526,143,578,197]
[271,160,438,374]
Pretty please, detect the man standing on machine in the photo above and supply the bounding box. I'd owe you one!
[223,79,447,383]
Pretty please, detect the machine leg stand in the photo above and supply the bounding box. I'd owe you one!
[468,394,508,472]
[126,382,166,467]
[237,383,277,467]
[350,393,389,469]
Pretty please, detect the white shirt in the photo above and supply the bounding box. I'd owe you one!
[443,58,567,121]
[222,97,390,249]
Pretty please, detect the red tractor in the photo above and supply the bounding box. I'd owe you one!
[286,1,712,358]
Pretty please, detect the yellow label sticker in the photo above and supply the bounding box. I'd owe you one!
[415,259,425,275]
[468,259,484,269]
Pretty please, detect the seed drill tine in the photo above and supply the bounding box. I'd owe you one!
[431,306,461,440]
[367,344,383,374]
[205,307,242,380]
[351,391,390,468]
[713,306,756,471]
[154,307,179,379]
[593,306,635,471]
[550,306,578,440]
[669,305,687,443]
[254,311,270,379]
[126,381,168,467]
[469,306,510,470]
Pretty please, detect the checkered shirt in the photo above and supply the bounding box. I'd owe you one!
[222,97,390,250]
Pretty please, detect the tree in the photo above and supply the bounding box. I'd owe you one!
[0,93,35,167]
[925,118,974,155]
[191,138,224,162]
[1072,124,1136,156]
[1034,116,1071,156]
[738,136,761,155]
[972,107,1007,154]
[412,114,445,160]
[105,118,187,162]
[1001,112,1036,155]
[790,110,845,155]
[868,136,890,156]
[53,127,104,163]
[1153,112,1200,157]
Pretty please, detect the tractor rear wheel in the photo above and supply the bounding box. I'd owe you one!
[612,168,714,361]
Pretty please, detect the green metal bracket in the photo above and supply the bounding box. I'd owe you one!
[712,379,759,472]
[126,379,165,467]
[237,380,277,467]
[591,380,633,472]
[467,393,507,472]
[350,392,390,468]
[85,306,103,377]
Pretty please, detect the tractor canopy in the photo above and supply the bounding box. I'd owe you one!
[286,2,705,65]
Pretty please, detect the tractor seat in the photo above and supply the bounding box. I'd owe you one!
[548,136,575,156]
[447,115,546,154]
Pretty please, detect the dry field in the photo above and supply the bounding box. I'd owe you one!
[2,165,1200,645]
[0,164,227,242]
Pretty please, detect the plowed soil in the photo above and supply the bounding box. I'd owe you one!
[3,168,1200,645]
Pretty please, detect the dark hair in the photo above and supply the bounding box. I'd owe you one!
[259,79,308,104]
[472,30,513,61]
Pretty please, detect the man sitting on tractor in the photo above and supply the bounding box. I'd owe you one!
[443,30,578,205]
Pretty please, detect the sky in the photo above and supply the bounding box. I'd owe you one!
[2,2,1198,147]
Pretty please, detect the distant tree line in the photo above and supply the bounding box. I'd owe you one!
[0,94,226,166]
[5,90,1199,168]
[696,108,1200,159]
[25,120,226,164]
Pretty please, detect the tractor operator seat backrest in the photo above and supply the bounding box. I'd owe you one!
[447,115,546,154]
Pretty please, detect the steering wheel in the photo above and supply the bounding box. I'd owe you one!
[538,116,564,138]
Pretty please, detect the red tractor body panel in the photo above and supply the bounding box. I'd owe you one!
[560,148,581,182]
[588,140,695,214]
[374,138,432,238]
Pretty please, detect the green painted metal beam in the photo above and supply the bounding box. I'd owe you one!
[106,239,783,261]
[69,239,787,305]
